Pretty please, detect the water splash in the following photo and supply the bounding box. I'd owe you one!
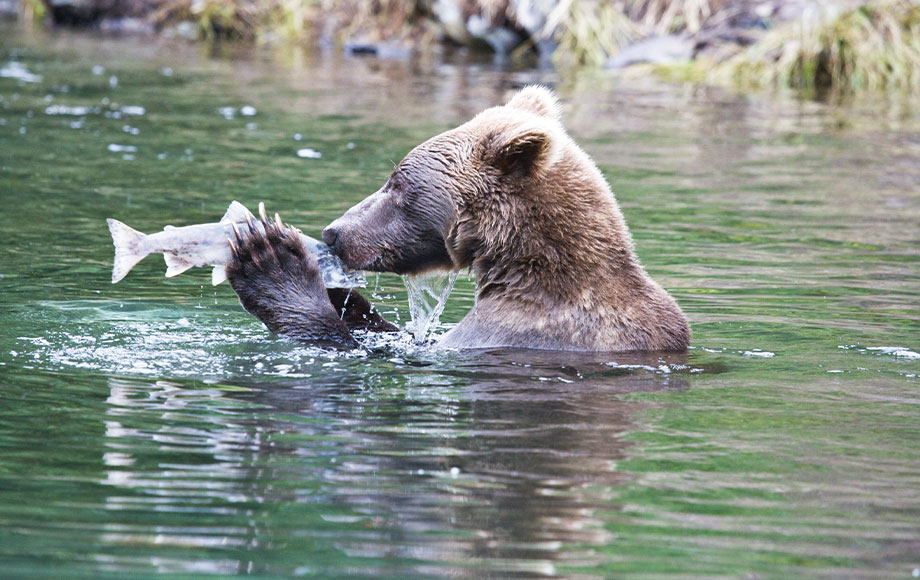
[403,270,458,341]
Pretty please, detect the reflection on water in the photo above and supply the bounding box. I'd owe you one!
[93,354,683,578]
[1,22,919,580]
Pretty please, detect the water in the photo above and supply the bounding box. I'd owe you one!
[404,270,459,342]
[1,24,919,579]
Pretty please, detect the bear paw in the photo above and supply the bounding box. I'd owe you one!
[226,210,354,346]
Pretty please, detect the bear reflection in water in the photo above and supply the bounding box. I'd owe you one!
[227,86,690,352]
[101,350,688,576]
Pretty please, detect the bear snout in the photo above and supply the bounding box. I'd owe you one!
[321,225,339,249]
[320,217,380,271]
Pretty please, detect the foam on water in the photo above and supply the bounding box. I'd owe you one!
[0,61,43,83]
[10,300,363,381]
[839,344,920,360]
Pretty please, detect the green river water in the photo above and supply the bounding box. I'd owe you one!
[1,24,919,580]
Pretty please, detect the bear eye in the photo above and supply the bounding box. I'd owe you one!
[389,172,407,192]
[389,172,410,207]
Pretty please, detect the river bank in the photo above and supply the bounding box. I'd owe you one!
[7,0,920,95]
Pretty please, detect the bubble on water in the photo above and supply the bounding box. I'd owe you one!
[346,141,355,150]
[160,67,174,77]
[108,75,118,88]
[107,143,137,153]
[240,105,257,116]
[245,122,257,130]
[120,105,145,116]
[218,106,235,119]
[296,148,322,159]
[293,133,302,141]
[122,125,140,135]
[69,120,84,129]
[91,64,105,75]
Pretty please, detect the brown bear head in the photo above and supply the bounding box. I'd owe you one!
[322,85,579,277]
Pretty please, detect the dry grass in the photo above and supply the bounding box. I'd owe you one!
[22,0,920,93]
[152,0,271,40]
[18,0,46,25]
[711,0,920,92]
[149,0,433,44]
[623,0,724,35]
[548,0,636,66]
[315,0,433,44]
[549,0,724,66]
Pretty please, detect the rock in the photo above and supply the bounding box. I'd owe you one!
[510,0,559,59]
[98,17,154,35]
[42,0,154,27]
[605,34,696,69]
[466,13,524,56]
[160,20,199,41]
[343,39,412,60]
[432,0,469,45]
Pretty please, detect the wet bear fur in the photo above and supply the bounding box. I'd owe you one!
[228,86,690,352]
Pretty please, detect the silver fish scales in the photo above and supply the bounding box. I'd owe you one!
[107,201,365,289]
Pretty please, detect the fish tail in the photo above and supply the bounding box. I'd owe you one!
[107,218,148,283]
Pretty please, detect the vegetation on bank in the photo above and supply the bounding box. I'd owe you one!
[711,1,920,93]
[13,0,920,94]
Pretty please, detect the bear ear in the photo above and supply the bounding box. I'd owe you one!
[506,85,561,120]
[484,125,558,179]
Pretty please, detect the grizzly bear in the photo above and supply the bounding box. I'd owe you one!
[227,86,690,351]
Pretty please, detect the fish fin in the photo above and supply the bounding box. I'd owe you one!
[211,266,227,286]
[221,200,254,224]
[107,218,148,283]
[163,254,194,278]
